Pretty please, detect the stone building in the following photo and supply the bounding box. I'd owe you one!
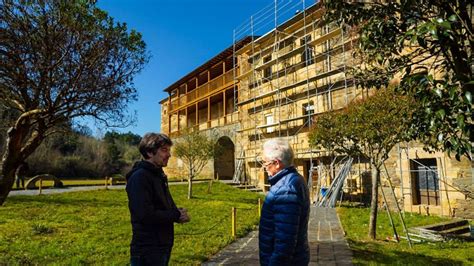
[159,37,252,180]
[160,2,473,218]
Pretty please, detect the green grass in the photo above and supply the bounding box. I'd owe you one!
[337,204,474,265]
[0,182,263,265]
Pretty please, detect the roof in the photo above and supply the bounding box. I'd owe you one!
[162,36,254,93]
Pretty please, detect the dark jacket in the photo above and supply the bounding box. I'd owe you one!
[126,161,181,256]
[259,166,310,266]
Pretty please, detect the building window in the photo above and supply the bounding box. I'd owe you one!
[265,113,274,133]
[301,35,314,67]
[303,101,315,127]
[263,55,272,81]
[322,24,329,35]
[410,158,440,206]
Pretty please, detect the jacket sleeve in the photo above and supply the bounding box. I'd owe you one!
[269,185,302,265]
[127,174,181,225]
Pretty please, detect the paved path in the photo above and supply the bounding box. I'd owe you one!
[203,206,352,265]
[8,185,125,196]
[7,179,218,197]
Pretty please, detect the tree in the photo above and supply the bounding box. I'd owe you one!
[0,0,148,205]
[104,131,141,146]
[174,130,221,199]
[102,131,141,175]
[309,88,416,239]
[24,123,112,178]
[323,0,473,160]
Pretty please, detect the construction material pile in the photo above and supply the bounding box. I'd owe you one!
[317,157,353,208]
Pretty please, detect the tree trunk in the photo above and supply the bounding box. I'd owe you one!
[0,163,17,206]
[368,161,380,239]
[207,178,213,194]
[187,176,193,199]
[0,124,43,206]
[187,166,193,199]
[0,127,26,205]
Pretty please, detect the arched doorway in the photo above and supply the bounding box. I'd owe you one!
[214,136,235,180]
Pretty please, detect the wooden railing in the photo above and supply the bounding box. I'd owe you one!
[169,70,236,112]
[169,112,239,138]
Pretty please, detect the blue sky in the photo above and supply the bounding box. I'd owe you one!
[96,0,314,137]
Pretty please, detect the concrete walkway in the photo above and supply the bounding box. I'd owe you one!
[7,179,217,197]
[8,185,125,196]
[203,206,353,265]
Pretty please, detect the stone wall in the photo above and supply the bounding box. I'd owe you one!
[164,123,240,181]
[452,174,474,219]
[378,143,473,218]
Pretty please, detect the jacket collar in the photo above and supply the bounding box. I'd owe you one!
[268,166,296,186]
[140,160,164,175]
[126,160,166,180]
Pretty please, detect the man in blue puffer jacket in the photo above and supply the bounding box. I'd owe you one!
[259,138,310,266]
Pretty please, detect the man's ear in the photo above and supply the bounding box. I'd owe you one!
[146,151,156,158]
[276,159,283,167]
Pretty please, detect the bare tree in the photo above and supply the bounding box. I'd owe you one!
[0,0,148,205]
[174,130,221,199]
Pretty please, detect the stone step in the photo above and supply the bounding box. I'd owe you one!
[439,224,471,236]
[409,219,473,241]
[418,219,469,232]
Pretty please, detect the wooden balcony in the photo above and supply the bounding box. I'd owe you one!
[168,112,240,138]
[169,70,236,112]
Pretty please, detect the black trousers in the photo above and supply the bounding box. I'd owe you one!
[130,249,171,266]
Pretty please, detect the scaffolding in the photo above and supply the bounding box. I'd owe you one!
[228,1,472,219]
[390,143,473,217]
[232,0,359,191]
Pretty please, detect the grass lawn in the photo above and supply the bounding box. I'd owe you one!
[0,182,263,265]
[337,204,474,265]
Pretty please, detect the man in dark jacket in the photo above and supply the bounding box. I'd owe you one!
[259,138,310,266]
[126,133,190,266]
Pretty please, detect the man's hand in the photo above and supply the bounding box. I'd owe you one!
[178,208,190,223]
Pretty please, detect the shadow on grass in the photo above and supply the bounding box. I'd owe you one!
[349,240,464,265]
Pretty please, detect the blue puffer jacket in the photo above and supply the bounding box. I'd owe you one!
[259,166,310,266]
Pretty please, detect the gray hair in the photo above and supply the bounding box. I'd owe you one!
[262,138,294,167]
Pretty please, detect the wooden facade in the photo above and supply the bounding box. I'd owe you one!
[160,38,252,137]
[160,38,251,179]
